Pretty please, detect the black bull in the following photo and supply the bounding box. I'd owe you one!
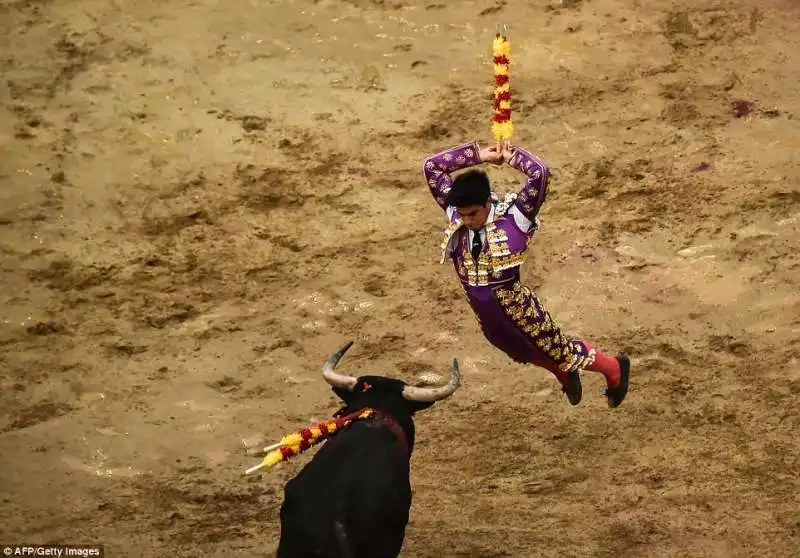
[276,341,462,558]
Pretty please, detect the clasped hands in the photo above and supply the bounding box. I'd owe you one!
[478,139,516,166]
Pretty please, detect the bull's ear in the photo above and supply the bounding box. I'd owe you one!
[406,400,436,414]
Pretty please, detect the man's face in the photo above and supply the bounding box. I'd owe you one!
[457,202,491,231]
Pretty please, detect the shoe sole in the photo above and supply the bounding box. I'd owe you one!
[565,370,582,406]
[606,353,630,408]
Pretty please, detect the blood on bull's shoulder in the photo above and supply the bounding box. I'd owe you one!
[275,340,462,558]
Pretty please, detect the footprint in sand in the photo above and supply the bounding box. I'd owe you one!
[62,432,142,479]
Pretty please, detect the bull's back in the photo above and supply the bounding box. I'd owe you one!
[278,424,412,557]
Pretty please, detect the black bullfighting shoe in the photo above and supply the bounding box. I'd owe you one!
[562,370,582,406]
[604,353,631,408]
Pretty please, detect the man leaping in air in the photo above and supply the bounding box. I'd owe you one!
[422,139,630,407]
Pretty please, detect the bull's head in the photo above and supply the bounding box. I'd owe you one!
[321,340,462,415]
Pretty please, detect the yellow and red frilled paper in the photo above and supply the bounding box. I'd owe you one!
[251,408,375,471]
[492,32,513,142]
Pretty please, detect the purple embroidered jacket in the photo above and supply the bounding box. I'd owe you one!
[423,140,549,290]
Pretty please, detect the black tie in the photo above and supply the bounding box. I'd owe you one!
[471,230,483,261]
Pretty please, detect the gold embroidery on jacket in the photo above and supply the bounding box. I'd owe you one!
[446,220,525,287]
[440,220,464,264]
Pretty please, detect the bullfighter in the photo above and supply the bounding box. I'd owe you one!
[422,139,630,407]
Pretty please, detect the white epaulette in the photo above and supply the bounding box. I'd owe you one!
[492,191,518,215]
[492,191,542,237]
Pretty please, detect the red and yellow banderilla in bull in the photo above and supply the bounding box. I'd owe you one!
[245,408,376,474]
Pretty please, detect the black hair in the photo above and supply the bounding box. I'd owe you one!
[447,169,491,208]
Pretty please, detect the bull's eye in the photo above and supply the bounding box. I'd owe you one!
[361,383,372,392]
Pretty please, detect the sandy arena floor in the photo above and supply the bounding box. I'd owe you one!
[1,0,799,556]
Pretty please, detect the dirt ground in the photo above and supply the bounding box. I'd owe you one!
[1,0,799,556]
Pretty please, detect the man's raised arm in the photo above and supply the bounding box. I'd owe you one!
[505,145,550,234]
[422,141,482,213]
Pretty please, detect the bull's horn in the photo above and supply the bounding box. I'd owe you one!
[322,341,358,391]
[401,359,461,402]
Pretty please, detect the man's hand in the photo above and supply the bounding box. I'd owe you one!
[500,140,516,164]
[478,144,504,165]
